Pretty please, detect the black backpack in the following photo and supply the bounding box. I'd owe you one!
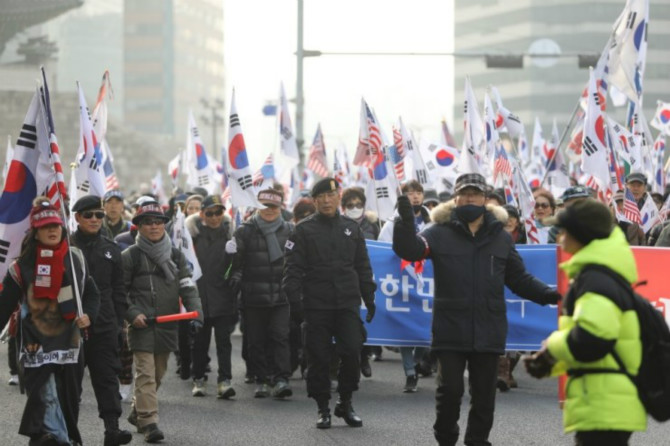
[580,264,670,422]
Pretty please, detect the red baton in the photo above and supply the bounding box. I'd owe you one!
[147,311,200,324]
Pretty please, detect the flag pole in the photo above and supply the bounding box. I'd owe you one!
[539,100,581,188]
[38,69,86,333]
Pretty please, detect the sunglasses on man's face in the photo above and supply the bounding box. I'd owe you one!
[344,203,364,210]
[205,209,224,217]
[81,211,105,220]
[141,218,165,226]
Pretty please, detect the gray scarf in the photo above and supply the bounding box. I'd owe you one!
[253,213,284,263]
[136,233,178,281]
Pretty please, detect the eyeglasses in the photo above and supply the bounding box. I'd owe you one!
[81,211,105,220]
[141,218,165,226]
[205,209,224,217]
[534,202,551,209]
[344,203,364,210]
[262,204,279,209]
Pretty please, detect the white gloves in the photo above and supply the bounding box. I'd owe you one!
[225,238,237,254]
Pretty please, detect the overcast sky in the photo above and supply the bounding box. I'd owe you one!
[223,0,455,168]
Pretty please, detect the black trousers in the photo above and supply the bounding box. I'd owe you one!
[433,351,499,446]
[574,431,632,446]
[192,315,237,383]
[304,307,364,401]
[245,305,291,384]
[177,320,192,379]
[8,336,18,375]
[83,330,122,421]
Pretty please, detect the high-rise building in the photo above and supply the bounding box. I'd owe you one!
[453,0,670,135]
[124,0,225,141]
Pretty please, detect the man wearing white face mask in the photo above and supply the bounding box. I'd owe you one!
[341,187,379,240]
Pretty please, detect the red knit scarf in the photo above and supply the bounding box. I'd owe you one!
[33,240,68,301]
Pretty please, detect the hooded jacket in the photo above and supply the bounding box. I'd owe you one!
[546,226,646,433]
[186,213,236,317]
[393,200,556,353]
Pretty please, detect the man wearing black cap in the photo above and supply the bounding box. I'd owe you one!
[283,177,377,429]
[626,172,648,209]
[123,202,203,443]
[102,190,131,238]
[393,172,560,446]
[185,194,237,399]
[71,195,132,446]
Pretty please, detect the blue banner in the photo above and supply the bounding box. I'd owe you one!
[364,241,558,351]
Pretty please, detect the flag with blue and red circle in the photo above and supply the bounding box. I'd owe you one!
[651,101,670,136]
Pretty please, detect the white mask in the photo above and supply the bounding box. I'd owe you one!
[345,207,364,219]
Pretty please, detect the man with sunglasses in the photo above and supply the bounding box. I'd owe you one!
[71,195,132,446]
[227,188,294,399]
[185,194,237,399]
[124,201,203,443]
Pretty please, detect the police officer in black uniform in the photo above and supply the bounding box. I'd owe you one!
[71,195,131,446]
[283,178,377,429]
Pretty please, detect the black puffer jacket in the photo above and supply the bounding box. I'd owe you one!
[393,201,557,354]
[283,212,376,310]
[231,216,293,308]
[187,214,235,318]
[72,229,126,334]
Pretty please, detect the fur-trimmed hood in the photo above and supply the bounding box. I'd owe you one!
[430,200,509,225]
[185,212,233,238]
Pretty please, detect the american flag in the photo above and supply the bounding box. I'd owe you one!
[365,103,382,164]
[306,124,329,177]
[389,126,405,181]
[623,188,642,224]
[252,153,275,185]
[102,153,119,191]
[39,69,68,208]
[493,144,512,183]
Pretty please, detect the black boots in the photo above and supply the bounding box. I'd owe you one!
[316,397,331,429]
[103,417,132,446]
[334,395,363,427]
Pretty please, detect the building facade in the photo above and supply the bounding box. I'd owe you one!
[453,0,670,136]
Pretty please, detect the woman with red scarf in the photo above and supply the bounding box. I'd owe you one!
[0,198,99,446]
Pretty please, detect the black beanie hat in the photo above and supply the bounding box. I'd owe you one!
[550,199,614,246]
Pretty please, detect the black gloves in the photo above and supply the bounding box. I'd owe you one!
[544,289,562,305]
[190,319,204,336]
[365,300,376,323]
[396,195,414,227]
[523,347,556,379]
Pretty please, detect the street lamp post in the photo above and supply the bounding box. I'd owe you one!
[200,97,225,157]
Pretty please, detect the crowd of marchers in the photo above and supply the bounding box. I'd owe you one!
[1,170,660,446]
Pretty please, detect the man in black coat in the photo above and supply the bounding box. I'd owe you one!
[283,178,377,429]
[187,194,237,399]
[228,188,294,399]
[71,195,131,446]
[392,173,560,446]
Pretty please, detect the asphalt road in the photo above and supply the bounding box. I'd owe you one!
[0,335,666,445]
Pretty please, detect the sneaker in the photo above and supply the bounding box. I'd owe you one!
[141,423,164,443]
[192,379,206,397]
[119,383,132,402]
[272,380,293,399]
[217,380,236,399]
[254,383,270,398]
[403,375,418,393]
[8,374,18,386]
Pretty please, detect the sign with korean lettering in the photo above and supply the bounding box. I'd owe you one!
[364,241,558,350]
